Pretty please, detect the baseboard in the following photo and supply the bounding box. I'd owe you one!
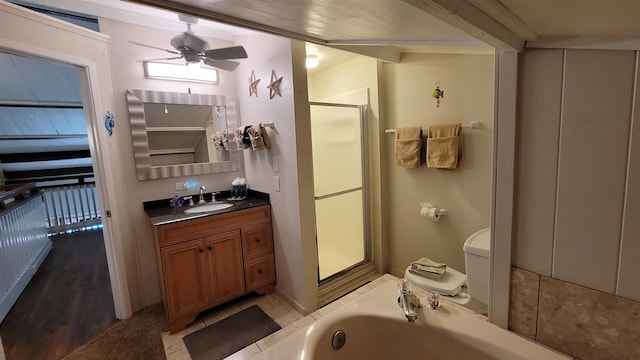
[318,263,381,307]
[274,286,309,315]
[387,264,407,278]
[273,264,384,313]
[0,240,51,322]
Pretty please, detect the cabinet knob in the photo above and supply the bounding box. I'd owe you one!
[258,269,263,274]
[208,246,213,251]
[199,248,204,253]
[255,238,261,243]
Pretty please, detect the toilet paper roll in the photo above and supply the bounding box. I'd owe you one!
[420,205,440,222]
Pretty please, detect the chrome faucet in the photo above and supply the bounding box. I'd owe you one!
[199,185,206,204]
[397,279,421,323]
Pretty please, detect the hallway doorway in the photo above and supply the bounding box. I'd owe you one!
[0,230,116,359]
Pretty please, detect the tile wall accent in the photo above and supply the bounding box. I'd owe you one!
[509,267,539,339]
[510,266,640,360]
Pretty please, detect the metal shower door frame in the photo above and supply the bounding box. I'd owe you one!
[309,101,370,283]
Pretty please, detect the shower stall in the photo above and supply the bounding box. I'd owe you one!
[309,102,370,282]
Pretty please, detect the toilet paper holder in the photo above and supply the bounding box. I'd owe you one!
[420,202,448,220]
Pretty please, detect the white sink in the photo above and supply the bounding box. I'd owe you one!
[184,203,234,214]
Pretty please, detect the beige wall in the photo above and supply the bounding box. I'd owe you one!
[307,52,494,277]
[382,54,494,275]
[514,48,640,300]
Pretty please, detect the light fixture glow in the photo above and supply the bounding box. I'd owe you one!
[143,61,219,83]
[306,55,319,69]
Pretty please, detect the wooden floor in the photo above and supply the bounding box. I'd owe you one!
[0,229,117,360]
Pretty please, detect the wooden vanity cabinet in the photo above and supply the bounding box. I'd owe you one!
[242,222,276,291]
[153,205,275,333]
[205,230,245,305]
[159,239,208,322]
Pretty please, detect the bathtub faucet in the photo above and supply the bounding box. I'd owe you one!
[397,279,421,323]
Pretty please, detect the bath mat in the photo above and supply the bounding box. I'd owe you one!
[183,305,281,360]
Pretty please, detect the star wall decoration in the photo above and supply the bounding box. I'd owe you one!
[267,70,283,99]
[249,70,260,97]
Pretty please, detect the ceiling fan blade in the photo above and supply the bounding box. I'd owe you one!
[171,31,208,53]
[204,46,248,60]
[203,58,240,71]
[129,41,180,55]
[142,56,184,62]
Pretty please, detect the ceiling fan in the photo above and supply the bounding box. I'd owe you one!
[131,14,247,71]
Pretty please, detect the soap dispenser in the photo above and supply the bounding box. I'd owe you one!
[169,192,184,208]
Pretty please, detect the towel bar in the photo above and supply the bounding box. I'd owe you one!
[385,121,479,134]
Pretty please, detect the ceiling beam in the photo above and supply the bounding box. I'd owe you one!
[0,150,90,163]
[326,45,402,63]
[402,0,525,51]
[4,166,94,181]
[527,36,640,51]
[124,0,329,45]
[0,100,83,108]
[467,0,537,41]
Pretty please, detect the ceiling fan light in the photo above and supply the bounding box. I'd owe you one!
[144,61,218,84]
[306,55,319,68]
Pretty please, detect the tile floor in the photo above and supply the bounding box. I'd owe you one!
[162,274,397,360]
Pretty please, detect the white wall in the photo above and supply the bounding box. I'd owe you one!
[382,53,494,275]
[514,48,640,300]
[234,33,317,312]
[100,18,244,309]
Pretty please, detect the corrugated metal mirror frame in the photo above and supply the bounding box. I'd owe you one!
[126,89,241,180]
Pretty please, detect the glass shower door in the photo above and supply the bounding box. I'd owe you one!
[310,103,368,281]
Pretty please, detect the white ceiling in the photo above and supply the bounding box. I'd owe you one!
[118,0,640,48]
[497,0,640,38]
[6,0,640,89]
[11,0,640,51]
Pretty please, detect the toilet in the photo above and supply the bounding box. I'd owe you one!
[405,227,490,313]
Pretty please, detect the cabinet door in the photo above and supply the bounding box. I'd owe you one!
[161,239,208,320]
[244,255,276,291]
[241,222,273,259]
[205,230,245,305]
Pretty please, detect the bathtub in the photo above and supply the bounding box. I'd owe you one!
[253,277,571,360]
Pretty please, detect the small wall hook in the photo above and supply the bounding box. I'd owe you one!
[104,111,115,136]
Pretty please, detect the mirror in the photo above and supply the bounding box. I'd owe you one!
[127,89,241,180]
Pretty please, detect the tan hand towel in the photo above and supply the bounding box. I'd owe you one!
[409,268,445,281]
[233,126,245,150]
[410,257,447,280]
[426,123,463,169]
[411,257,447,269]
[248,123,272,151]
[395,127,422,168]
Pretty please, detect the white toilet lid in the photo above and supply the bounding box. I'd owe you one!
[405,266,467,296]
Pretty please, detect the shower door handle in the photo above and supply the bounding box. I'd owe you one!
[314,186,362,201]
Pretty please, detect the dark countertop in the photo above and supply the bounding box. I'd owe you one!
[144,190,270,226]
